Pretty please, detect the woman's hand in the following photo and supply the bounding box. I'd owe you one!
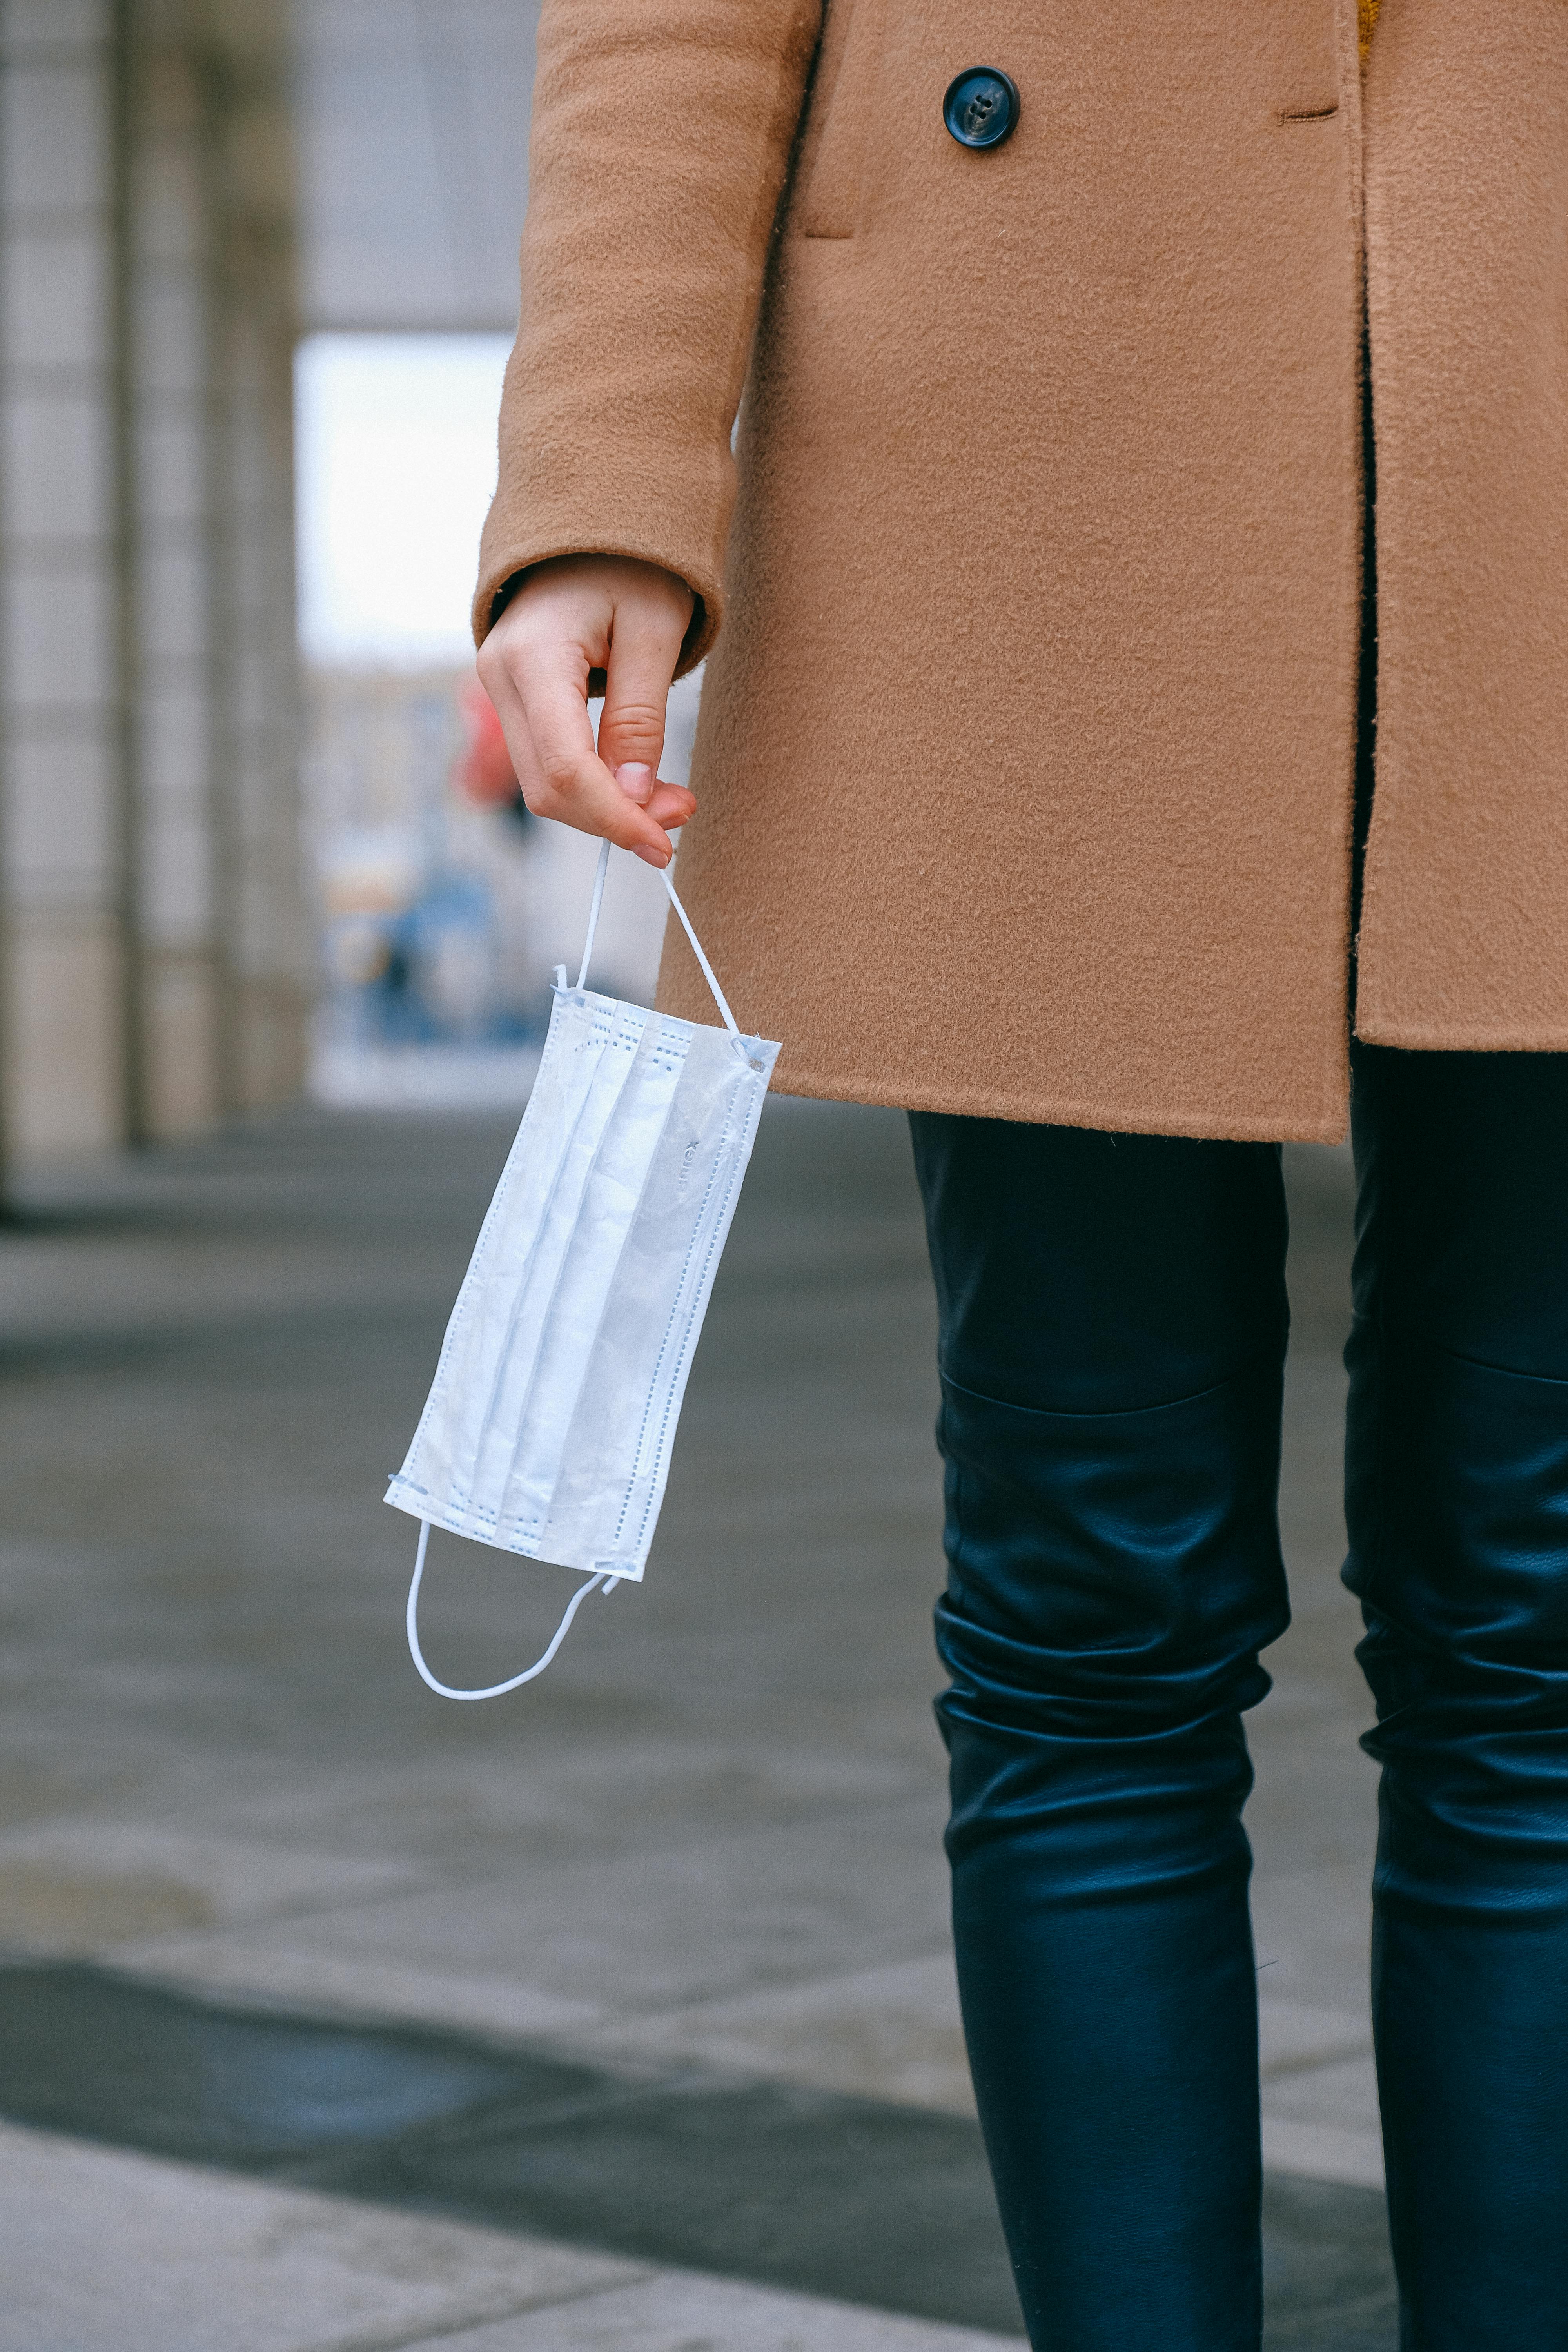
[476,555,697,869]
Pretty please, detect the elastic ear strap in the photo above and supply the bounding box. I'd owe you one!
[574,838,611,991]
[661,865,740,1036]
[406,1518,619,1701]
[572,838,742,1039]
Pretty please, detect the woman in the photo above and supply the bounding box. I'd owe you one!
[474,4,1568,2344]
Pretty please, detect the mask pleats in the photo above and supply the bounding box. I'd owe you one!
[387,984,778,1580]
[533,1027,753,1566]
[492,1009,693,1545]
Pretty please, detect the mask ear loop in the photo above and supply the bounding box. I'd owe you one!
[658,864,740,1036]
[406,1519,621,1701]
[573,837,742,1039]
[573,838,611,991]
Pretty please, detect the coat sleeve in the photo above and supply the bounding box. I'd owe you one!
[472,0,824,667]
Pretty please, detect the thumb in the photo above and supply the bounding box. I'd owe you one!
[614,762,655,807]
[597,611,679,777]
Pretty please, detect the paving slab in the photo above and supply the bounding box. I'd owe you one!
[0,1958,1394,2346]
[0,2115,1020,2352]
[0,2117,643,2352]
[0,1964,1022,2334]
[438,2276,1025,2351]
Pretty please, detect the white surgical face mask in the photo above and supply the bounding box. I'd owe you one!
[387,840,779,1699]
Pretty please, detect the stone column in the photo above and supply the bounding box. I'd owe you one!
[129,0,306,1131]
[126,0,223,1135]
[0,0,305,1175]
[210,26,307,1112]
[0,0,134,1161]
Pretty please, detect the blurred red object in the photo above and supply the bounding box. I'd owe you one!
[452,676,521,808]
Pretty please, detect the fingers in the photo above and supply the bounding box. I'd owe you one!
[480,625,672,868]
[615,762,655,806]
[476,558,696,868]
[643,778,697,830]
[520,654,674,862]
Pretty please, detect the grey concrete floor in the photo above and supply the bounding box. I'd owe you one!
[0,1099,1392,2348]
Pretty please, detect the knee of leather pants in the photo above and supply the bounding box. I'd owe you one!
[935,1350,1291,1902]
[1346,1321,1568,1922]
[909,1112,1295,1896]
[1345,1046,1568,1929]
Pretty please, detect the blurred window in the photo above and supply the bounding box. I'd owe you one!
[294,332,512,667]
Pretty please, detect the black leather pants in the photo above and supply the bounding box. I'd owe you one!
[910,1047,1568,2351]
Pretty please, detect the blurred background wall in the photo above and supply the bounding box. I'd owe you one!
[1,0,303,1165]
[0,0,678,1177]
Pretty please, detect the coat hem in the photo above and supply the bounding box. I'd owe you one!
[1356,1010,1568,1055]
[766,1061,1348,1146]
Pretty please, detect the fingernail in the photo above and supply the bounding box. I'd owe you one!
[634,841,670,869]
[615,763,654,804]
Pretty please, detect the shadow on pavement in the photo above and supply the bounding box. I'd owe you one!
[0,1961,1395,2345]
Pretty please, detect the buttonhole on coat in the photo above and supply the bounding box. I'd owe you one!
[1276,102,1339,123]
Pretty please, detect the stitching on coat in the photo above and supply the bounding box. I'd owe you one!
[793,0,884,241]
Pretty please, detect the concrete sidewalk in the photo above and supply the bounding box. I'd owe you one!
[0,1100,1390,2348]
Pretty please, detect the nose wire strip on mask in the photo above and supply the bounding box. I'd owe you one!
[404,839,748,1699]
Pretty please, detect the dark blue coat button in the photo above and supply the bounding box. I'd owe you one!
[943,68,1020,150]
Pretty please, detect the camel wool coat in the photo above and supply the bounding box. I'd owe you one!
[476,0,1568,1142]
